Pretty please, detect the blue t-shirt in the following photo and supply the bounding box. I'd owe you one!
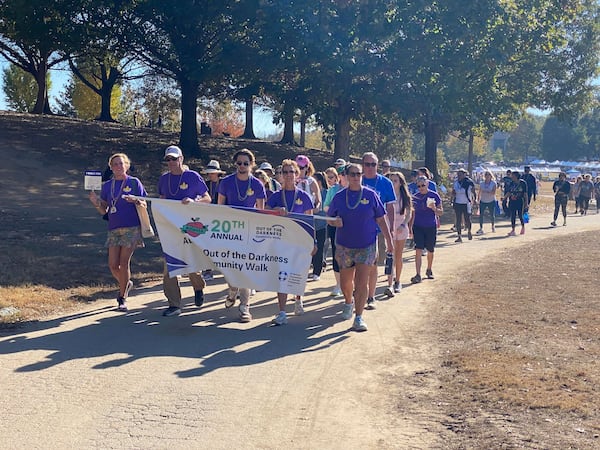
[327,186,385,248]
[362,174,396,204]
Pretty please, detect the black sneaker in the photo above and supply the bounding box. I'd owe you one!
[411,274,422,284]
[426,269,434,279]
[117,296,127,312]
[366,297,376,310]
[162,306,181,317]
[194,290,204,307]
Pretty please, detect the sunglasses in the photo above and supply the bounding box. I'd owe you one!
[417,183,427,187]
[282,170,296,174]
[236,161,250,166]
[165,157,178,162]
[363,162,377,167]
[348,172,362,177]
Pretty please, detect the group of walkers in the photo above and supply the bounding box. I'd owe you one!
[89,147,596,332]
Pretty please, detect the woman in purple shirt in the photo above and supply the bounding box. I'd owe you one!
[408,176,443,284]
[266,159,314,325]
[89,153,147,312]
[327,163,394,332]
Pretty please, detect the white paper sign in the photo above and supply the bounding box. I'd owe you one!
[84,171,103,190]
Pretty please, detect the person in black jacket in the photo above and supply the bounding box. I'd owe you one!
[551,172,571,227]
[523,166,537,208]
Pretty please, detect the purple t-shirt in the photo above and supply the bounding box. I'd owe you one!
[411,190,441,228]
[101,176,147,230]
[158,170,208,201]
[327,186,385,248]
[218,173,266,207]
[267,188,314,213]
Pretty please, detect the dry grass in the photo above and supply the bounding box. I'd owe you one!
[432,230,600,447]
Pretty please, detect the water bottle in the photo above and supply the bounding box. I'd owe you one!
[384,253,393,275]
[523,211,530,223]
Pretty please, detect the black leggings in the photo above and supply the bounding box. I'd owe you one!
[453,203,471,235]
[327,225,339,273]
[509,200,524,228]
[311,226,327,276]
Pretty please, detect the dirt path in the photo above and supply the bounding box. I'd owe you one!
[0,210,597,449]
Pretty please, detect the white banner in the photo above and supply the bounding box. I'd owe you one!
[149,198,315,296]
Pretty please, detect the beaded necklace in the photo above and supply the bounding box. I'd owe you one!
[346,187,363,210]
[168,171,185,197]
[235,175,252,202]
[109,176,128,214]
[282,188,299,212]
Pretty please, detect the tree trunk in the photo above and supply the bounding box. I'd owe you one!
[334,101,352,160]
[97,68,119,122]
[32,61,49,115]
[424,118,439,183]
[240,97,256,139]
[299,114,306,147]
[279,101,296,145]
[467,132,474,175]
[179,77,200,156]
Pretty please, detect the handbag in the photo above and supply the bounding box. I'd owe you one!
[135,201,155,238]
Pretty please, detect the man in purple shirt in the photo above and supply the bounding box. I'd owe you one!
[158,145,211,317]
[218,148,266,322]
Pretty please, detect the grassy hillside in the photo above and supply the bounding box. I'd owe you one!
[0,112,336,323]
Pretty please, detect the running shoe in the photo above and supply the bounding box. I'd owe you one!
[162,306,181,317]
[224,295,236,308]
[411,274,422,284]
[426,269,434,279]
[117,296,127,312]
[366,297,376,310]
[341,303,354,320]
[272,311,288,326]
[194,290,204,307]
[352,316,368,332]
[384,287,394,298]
[239,304,252,322]
[294,297,305,315]
[331,286,343,297]
[393,281,401,293]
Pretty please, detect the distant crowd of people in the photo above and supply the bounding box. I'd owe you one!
[89,149,598,332]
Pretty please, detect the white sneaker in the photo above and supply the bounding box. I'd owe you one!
[331,286,343,297]
[341,303,354,320]
[272,311,287,325]
[294,297,305,315]
[239,304,252,322]
[352,316,368,332]
[308,274,320,281]
[476,228,484,235]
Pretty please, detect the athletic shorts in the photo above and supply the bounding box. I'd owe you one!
[412,225,436,252]
[335,242,377,269]
[106,226,144,248]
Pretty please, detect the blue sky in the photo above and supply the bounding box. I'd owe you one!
[0,60,280,138]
